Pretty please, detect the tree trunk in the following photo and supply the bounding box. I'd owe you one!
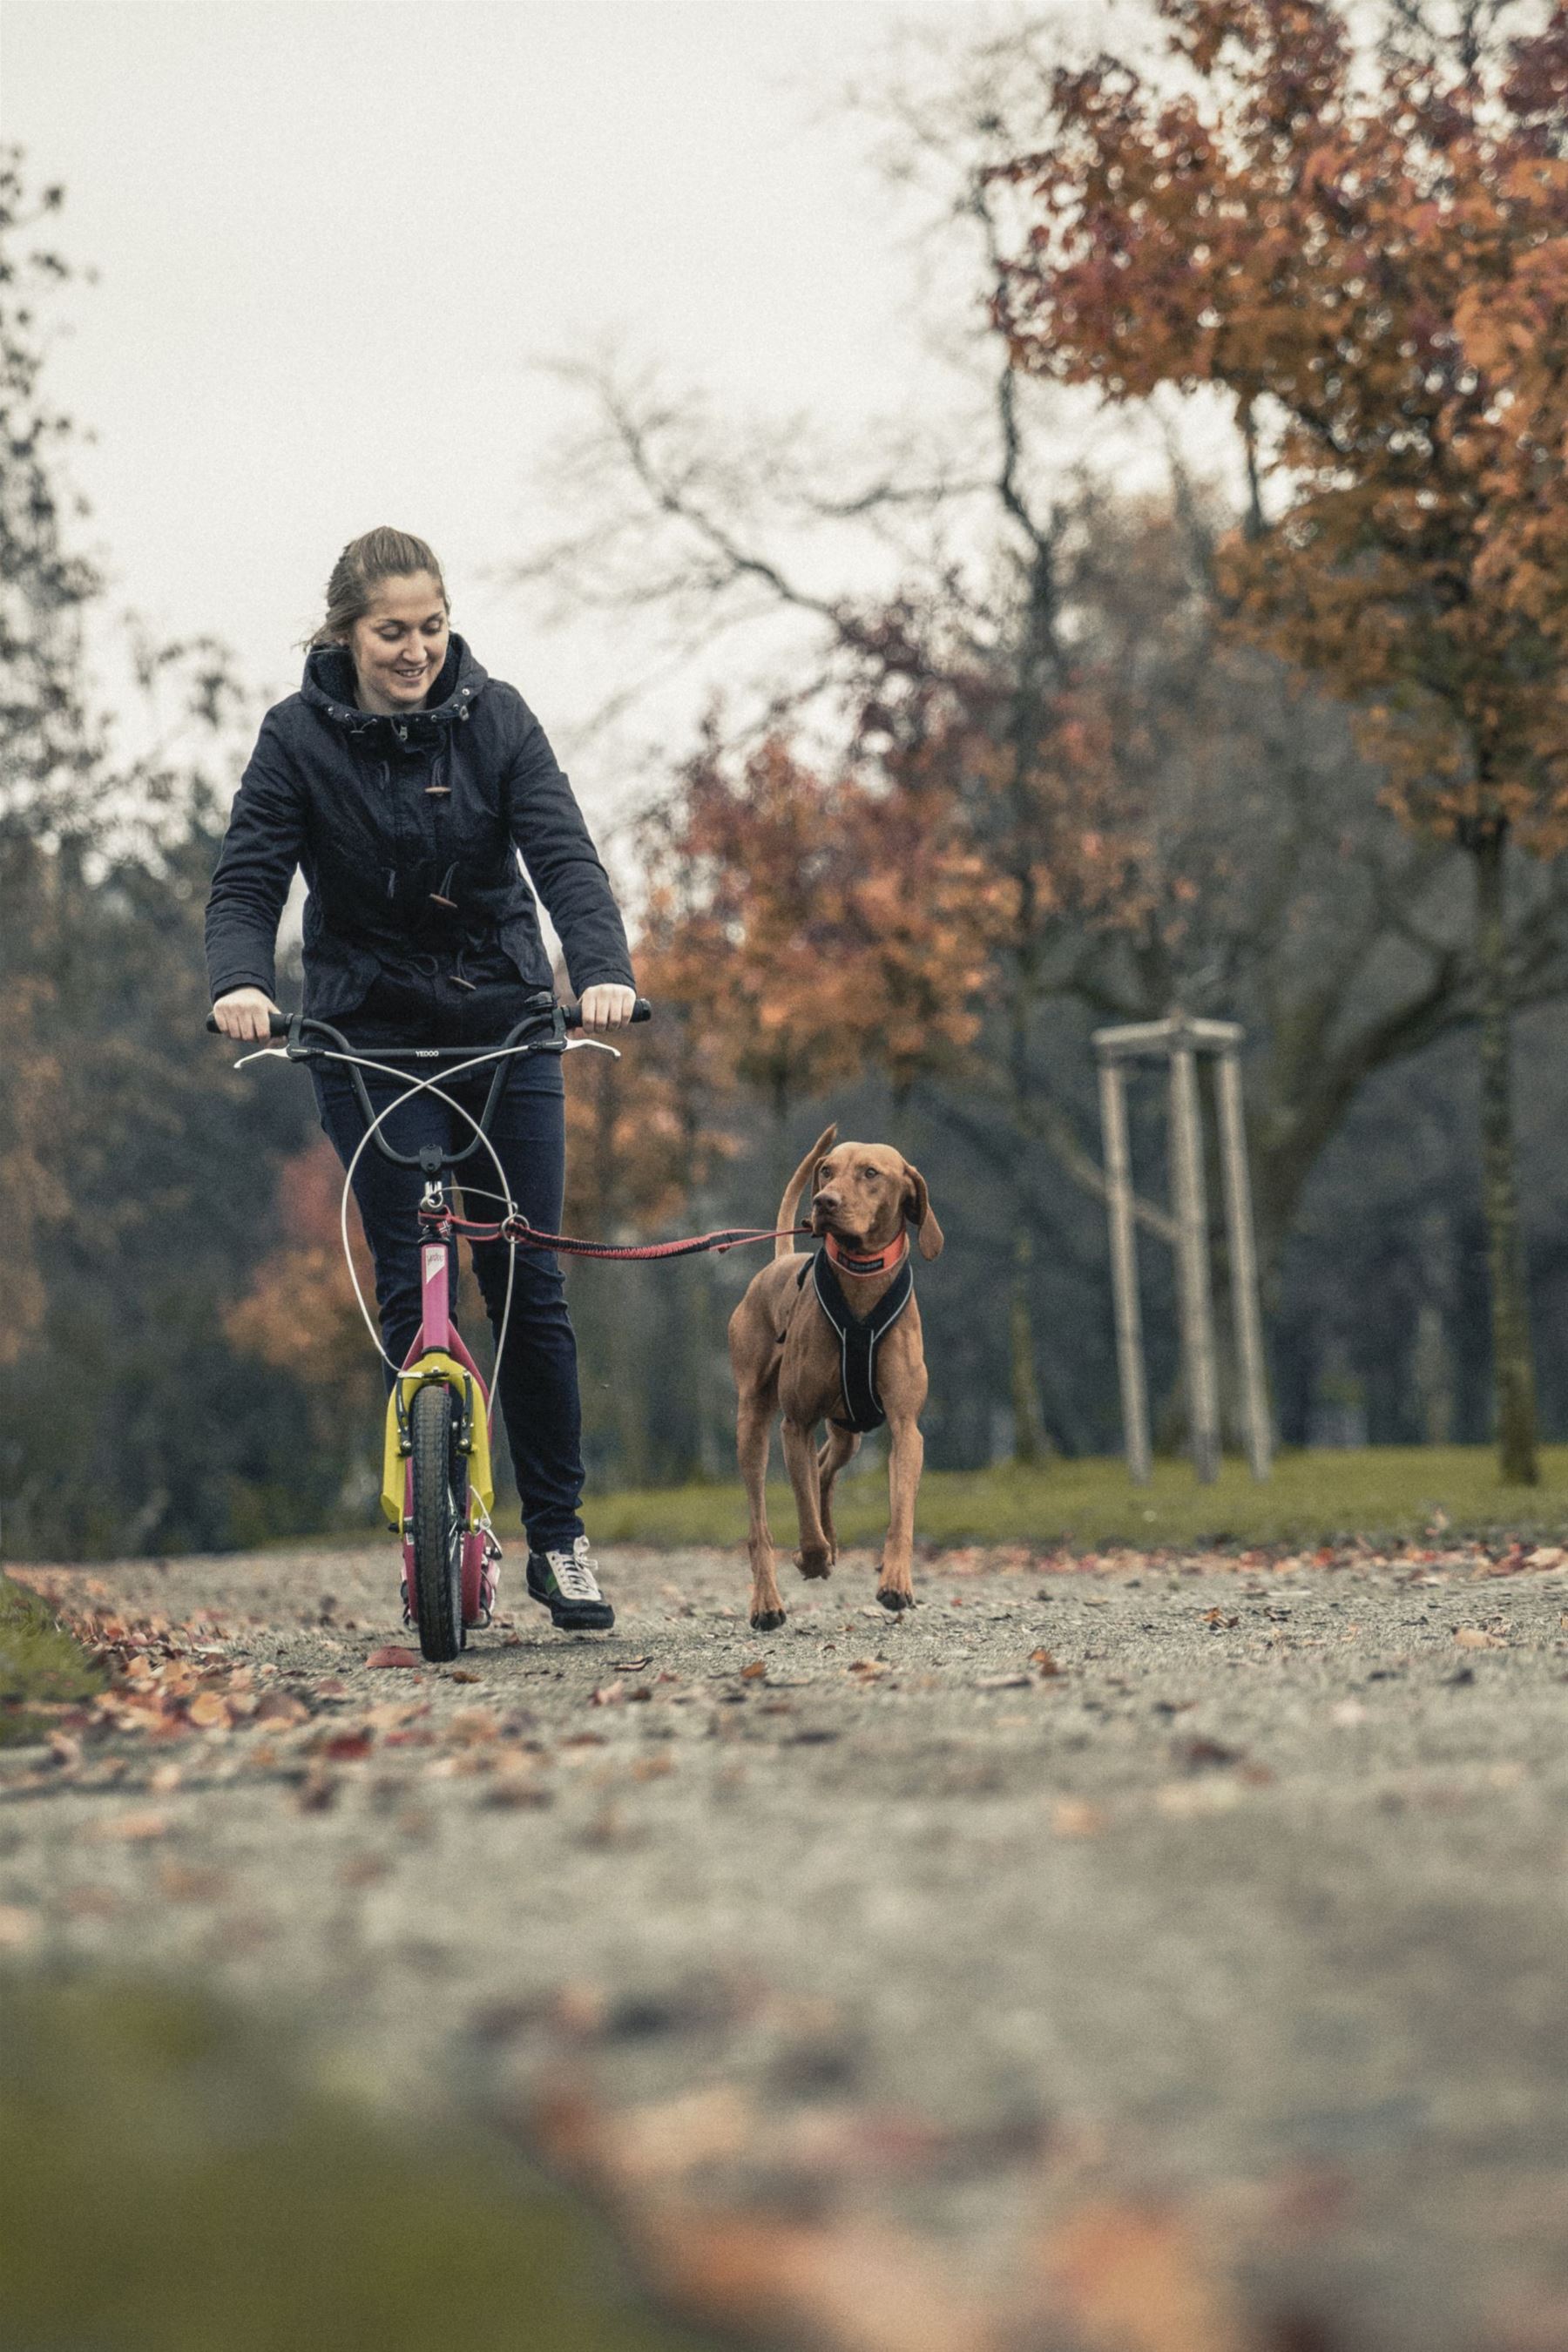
[1009,1228,1048,1463]
[1470,821,1538,1484]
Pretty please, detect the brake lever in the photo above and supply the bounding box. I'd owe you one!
[233,1045,292,1068]
[565,1037,621,1058]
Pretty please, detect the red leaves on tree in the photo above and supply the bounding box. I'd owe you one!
[987,0,1568,847]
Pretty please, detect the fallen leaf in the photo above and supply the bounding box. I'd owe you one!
[186,1693,231,1730]
[449,1707,501,1745]
[1031,1648,1062,1676]
[1175,1735,1244,1770]
[1045,2195,1248,2352]
[611,2084,754,2180]
[740,1660,767,1681]
[450,1667,482,1684]
[1052,1799,1106,1837]
[292,1766,338,1812]
[64,1886,119,1918]
[588,1681,626,1707]
[366,1646,422,1670]
[612,1656,653,1673]
[158,1862,227,1903]
[364,1701,426,1730]
[338,1854,391,1887]
[1455,1627,1506,1650]
[483,1779,553,1809]
[1156,1780,1241,1817]
[87,1810,169,1842]
[254,1692,310,1725]
[318,1728,375,1762]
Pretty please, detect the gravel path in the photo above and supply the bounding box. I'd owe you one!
[5,1534,1568,2350]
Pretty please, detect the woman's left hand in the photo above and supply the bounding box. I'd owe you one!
[578,983,637,1034]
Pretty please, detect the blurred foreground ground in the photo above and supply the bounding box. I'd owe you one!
[4,1534,1568,2351]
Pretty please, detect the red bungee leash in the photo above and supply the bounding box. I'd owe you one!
[419,1206,814,1262]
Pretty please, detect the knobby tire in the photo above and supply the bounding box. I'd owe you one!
[409,1381,466,1662]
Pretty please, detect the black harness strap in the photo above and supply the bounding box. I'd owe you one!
[810,1249,915,1433]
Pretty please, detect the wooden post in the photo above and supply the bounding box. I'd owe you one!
[1098,1055,1151,1484]
[1168,1040,1220,1484]
[1215,1048,1272,1481]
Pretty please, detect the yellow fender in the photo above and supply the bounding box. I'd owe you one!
[380,1353,496,1530]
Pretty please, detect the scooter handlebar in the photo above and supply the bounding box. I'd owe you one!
[206,999,652,1038]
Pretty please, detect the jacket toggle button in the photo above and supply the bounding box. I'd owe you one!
[429,892,458,910]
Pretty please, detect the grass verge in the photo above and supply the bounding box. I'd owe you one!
[586,1444,1568,1554]
[2,1974,718,2352]
[0,1569,105,1743]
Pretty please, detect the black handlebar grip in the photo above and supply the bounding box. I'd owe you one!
[564,997,653,1030]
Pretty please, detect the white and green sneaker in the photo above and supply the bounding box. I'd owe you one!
[525,1537,614,1632]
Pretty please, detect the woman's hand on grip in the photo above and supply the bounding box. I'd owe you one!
[578,983,637,1035]
[212,987,280,1042]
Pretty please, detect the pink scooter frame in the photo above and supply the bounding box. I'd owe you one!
[401,1236,497,1629]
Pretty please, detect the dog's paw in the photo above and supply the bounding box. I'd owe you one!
[750,1607,787,1632]
[795,1549,834,1580]
[875,1585,915,1612]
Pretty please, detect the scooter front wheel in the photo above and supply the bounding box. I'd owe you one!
[409,1381,466,1662]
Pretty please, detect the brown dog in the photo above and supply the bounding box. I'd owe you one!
[727,1123,943,1630]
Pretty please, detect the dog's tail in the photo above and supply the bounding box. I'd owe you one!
[776,1124,836,1259]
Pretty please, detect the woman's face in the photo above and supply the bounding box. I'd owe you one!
[347,572,450,713]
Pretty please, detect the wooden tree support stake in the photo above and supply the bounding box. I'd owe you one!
[1092,1014,1272,1487]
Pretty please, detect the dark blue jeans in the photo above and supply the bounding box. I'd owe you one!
[311,966,585,1554]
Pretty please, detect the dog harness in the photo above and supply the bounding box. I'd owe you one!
[802,1234,915,1433]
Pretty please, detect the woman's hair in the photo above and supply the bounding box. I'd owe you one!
[307,527,448,649]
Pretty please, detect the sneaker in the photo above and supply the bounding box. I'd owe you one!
[525,1536,615,1632]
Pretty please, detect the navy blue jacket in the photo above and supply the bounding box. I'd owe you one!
[206,635,634,1019]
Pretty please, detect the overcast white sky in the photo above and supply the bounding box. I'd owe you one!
[10,0,1189,837]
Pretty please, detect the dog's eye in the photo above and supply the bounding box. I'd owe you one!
[860,1166,878,1182]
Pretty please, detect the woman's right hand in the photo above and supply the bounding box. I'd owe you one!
[212,987,281,1042]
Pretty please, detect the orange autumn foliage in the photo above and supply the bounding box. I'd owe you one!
[225,1138,380,1400]
[637,731,1002,1108]
[989,0,1568,840]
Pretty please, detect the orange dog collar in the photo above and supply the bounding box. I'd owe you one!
[824,1230,909,1278]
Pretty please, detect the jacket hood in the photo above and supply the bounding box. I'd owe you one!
[301,632,490,743]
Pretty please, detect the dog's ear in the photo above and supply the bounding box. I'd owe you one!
[902,1162,944,1260]
[810,1123,839,1188]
